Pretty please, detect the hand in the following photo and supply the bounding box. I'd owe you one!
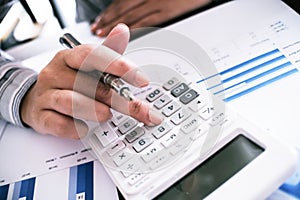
[91,0,211,37]
[20,23,163,139]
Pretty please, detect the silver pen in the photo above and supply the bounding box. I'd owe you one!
[59,33,135,101]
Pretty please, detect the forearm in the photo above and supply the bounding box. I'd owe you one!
[0,53,37,126]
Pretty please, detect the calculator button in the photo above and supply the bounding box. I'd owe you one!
[118,118,137,134]
[170,109,191,125]
[132,137,154,153]
[149,151,169,170]
[111,111,127,126]
[141,143,163,163]
[209,112,226,126]
[127,172,145,185]
[163,77,180,90]
[107,140,126,156]
[162,101,181,117]
[189,124,209,141]
[179,89,199,104]
[153,94,172,109]
[180,115,201,134]
[146,88,163,102]
[161,131,182,148]
[152,121,172,139]
[113,151,132,166]
[125,127,145,143]
[169,136,190,156]
[171,83,189,97]
[188,96,207,112]
[199,105,216,120]
[120,157,142,173]
[93,124,118,147]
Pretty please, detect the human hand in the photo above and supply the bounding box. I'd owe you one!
[91,0,211,37]
[20,23,163,139]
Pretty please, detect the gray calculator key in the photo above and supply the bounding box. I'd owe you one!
[146,88,163,102]
[179,89,199,104]
[163,77,180,90]
[153,94,172,109]
[118,118,137,134]
[171,83,189,97]
[125,127,145,143]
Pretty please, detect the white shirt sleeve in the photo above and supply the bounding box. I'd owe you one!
[0,55,37,126]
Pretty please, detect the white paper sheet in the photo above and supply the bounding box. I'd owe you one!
[1,0,300,199]
[166,0,300,148]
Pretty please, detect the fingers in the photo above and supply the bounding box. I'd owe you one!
[91,0,213,37]
[45,89,113,122]
[59,43,149,88]
[92,5,158,37]
[91,0,146,34]
[102,23,130,54]
[42,86,162,133]
[21,23,158,139]
[107,92,164,126]
[130,12,162,30]
[38,110,88,139]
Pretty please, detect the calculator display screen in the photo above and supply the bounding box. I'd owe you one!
[155,135,264,200]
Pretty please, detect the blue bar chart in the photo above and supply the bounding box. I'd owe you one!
[0,162,96,200]
[69,161,93,200]
[197,49,299,102]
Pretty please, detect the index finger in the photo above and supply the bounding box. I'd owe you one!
[62,44,149,88]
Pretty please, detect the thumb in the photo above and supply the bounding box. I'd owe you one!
[102,23,130,54]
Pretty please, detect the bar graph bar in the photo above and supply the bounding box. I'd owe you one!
[0,184,9,200]
[7,177,36,200]
[0,161,94,200]
[197,49,299,102]
[69,161,94,200]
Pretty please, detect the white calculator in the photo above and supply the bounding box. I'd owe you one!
[81,28,297,200]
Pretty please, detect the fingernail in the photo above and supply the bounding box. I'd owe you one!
[135,70,149,87]
[91,23,97,30]
[96,29,103,36]
[148,108,164,126]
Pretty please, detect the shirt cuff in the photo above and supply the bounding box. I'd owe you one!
[0,63,37,126]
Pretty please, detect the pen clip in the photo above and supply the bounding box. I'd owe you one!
[59,33,81,49]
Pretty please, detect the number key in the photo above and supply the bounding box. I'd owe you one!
[132,137,153,153]
[153,94,172,109]
[146,88,163,102]
[162,101,181,117]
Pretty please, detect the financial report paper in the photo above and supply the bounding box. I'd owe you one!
[1,0,300,199]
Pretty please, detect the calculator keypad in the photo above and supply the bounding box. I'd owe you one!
[89,76,229,188]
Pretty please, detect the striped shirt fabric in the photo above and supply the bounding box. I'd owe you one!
[0,51,37,127]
